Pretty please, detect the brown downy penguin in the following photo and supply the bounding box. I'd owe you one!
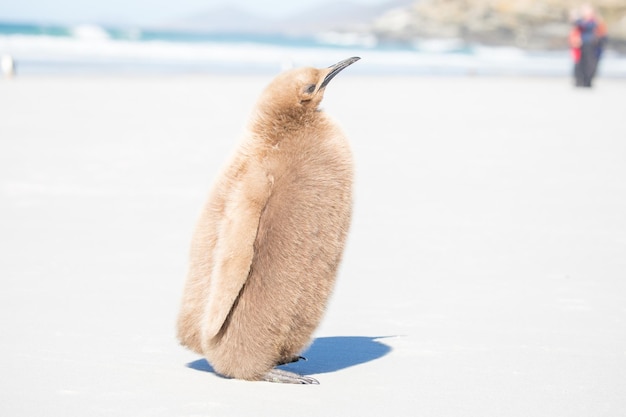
[177,57,359,384]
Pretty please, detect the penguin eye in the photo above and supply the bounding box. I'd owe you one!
[304,84,316,94]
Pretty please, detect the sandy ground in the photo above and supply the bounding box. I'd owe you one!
[1,73,626,416]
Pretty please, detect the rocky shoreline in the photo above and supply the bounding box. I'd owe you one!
[363,0,626,53]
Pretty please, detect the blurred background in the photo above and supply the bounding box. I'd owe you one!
[1,0,626,77]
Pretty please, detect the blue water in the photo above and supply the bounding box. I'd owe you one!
[0,20,418,50]
[1,21,625,77]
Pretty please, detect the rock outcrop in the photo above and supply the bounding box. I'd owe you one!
[369,0,626,51]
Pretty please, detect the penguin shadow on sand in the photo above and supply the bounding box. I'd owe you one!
[187,336,392,377]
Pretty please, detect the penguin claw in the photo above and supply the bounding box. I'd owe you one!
[262,369,319,385]
[277,355,307,365]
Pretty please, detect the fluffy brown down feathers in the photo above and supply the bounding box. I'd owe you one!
[177,58,358,383]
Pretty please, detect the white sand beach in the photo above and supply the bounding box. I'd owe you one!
[1,74,625,416]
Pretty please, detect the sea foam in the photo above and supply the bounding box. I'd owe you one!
[1,22,625,76]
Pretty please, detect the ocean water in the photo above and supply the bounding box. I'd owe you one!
[1,21,625,77]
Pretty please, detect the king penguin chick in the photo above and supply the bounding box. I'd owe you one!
[177,57,359,384]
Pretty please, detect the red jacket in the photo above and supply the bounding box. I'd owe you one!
[569,27,581,62]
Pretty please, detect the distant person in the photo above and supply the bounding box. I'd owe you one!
[570,4,607,88]
[1,54,16,78]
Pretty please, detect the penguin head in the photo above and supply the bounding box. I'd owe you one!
[259,57,360,117]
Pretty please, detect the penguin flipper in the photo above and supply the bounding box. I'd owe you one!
[201,173,271,341]
[262,368,319,385]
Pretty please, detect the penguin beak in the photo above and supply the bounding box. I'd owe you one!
[320,57,360,89]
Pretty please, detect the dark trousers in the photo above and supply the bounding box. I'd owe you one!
[574,42,599,88]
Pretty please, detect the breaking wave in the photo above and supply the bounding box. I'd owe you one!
[1,21,625,76]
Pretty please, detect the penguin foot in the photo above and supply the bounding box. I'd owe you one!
[262,368,319,385]
[277,355,307,365]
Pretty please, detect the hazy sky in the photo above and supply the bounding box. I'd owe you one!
[1,0,390,25]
